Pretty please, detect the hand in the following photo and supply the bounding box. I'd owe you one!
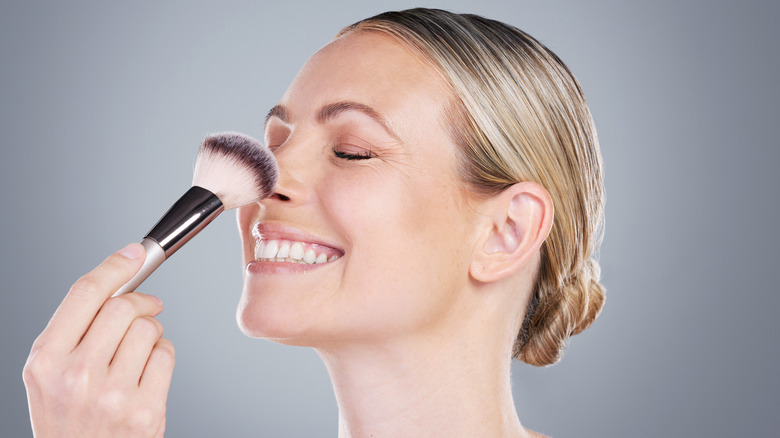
[23,243,175,438]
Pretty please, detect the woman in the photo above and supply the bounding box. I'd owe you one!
[23,8,604,437]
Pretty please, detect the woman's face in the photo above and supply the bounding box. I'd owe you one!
[237,31,481,347]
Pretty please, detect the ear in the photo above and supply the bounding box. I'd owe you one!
[470,182,554,283]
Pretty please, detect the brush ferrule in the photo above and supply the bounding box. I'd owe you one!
[145,186,224,257]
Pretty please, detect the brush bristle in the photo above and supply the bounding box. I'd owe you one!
[192,132,278,209]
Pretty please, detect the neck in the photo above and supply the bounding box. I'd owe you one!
[316,319,530,437]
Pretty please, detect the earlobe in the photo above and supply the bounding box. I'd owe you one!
[470,182,553,283]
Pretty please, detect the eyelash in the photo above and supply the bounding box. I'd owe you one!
[332,148,373,161]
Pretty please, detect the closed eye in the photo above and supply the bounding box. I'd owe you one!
[333,148,373,160]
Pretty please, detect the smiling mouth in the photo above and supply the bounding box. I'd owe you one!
[251,222,345,266]
[254,239,342,265]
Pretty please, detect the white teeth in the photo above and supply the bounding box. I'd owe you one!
[277,242,290,258]
[255,241,266,260]
[254,239,341,265]
[289,242,305,260]
[262,240,279,259]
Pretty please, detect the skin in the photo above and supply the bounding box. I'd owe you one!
[238,31,553,437]
[236,31,480,347]
[23,243,173,437]
[23,30,553,438]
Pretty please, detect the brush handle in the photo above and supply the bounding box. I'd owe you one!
[114,238,167,296]
[113,186,224,296]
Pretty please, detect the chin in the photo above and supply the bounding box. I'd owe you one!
[234,284,332,347]
[234,289,396,350]
[237,295,299,343]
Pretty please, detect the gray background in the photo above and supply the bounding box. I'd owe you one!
[1,0,778,437]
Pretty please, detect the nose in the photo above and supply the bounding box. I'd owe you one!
[263,138,313,206]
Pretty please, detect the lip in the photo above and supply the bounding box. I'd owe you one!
[246,222,345,275]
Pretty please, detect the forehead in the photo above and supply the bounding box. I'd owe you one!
[281,31,451,126]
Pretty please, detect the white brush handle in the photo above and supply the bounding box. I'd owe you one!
[114,237,166,296]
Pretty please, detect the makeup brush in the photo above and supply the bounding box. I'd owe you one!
[114,132,278,296]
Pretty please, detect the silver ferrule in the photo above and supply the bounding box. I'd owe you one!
[113,186,224,296]
[145,186,224,256]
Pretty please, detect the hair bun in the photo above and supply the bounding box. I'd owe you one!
[572,258,605,336]
[516,257,605,367]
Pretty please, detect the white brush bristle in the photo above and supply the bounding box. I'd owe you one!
[191,133,278,210]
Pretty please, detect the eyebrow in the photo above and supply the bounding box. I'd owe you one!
[265,104,288,124]
[265,101,401,142]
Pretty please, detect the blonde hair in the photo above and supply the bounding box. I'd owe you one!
[339,9,606,366]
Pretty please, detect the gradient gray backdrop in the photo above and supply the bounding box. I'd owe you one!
[2,1,778,436]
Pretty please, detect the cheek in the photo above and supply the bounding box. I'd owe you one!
[325,164,456,238]
[323,169,473,330]
[324,167,432,253]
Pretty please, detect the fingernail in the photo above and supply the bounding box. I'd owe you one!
[149,294,163,307]
[119,243,143,260]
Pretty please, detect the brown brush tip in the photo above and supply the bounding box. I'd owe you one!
[192,132,279,209]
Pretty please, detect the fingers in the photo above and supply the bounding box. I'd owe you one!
[39,243,146,353]
[23,333,175,437]
[140,338,175,400]
[77,292,163,365]
[24,243,177,438]
[109,316,164,381]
